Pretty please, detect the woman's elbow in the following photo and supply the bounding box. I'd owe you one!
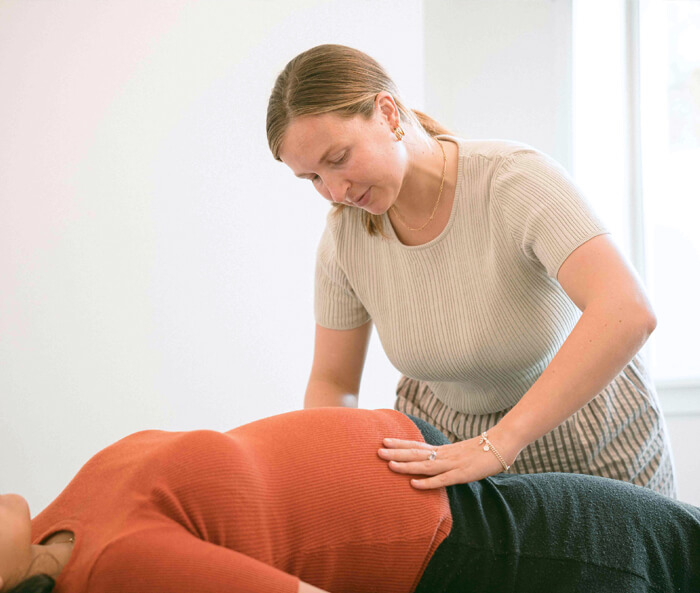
[638,305,657,336]
[645,310,658,334]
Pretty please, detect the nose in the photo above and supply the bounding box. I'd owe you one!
[324,175,349,204]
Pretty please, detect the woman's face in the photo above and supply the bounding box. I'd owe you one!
[0,493,33,591]
[278,94,408,215]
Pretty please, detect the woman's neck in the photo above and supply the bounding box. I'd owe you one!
[393,130,449,220]
[29,533,75,581]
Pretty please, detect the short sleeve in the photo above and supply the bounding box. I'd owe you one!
[314,216,371,330]
[491,150,610,280]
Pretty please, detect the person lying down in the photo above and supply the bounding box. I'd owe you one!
[1,408,698,593]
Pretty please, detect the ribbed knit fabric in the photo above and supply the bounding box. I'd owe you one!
[31,408,452,593]
[315,137,609,414]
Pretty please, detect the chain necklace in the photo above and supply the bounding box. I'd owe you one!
[390,138,447,232]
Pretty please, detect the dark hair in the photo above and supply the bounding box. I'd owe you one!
[5,574,55,593]
[266,43,454,236]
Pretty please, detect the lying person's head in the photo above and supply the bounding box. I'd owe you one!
[0,493,67,593]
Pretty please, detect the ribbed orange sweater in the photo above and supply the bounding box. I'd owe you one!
[32,408,452,593]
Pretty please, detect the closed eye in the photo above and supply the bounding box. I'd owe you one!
[308,151,349,183]
[331,152,348,166]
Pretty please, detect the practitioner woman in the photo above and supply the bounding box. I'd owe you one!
[1,408,698,593]
[266,44,676,495]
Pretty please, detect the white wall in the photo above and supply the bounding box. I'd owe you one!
[423,0,573,168]
[0,0,422,514]
[665,415,700,504]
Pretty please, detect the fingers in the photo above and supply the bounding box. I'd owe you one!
[378,436,506,490]
[377,447,437,462]
[388,459,444,476]
[378,444,444,476]
[410,469,466,489]
[382,438,434,450]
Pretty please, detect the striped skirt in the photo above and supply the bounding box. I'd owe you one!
[394,354,677,497]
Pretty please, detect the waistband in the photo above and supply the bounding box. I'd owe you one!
[403,413,452,448]
[401,412,474,592]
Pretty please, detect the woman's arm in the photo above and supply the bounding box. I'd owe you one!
[304,321,372,408]
[379,234,657,487]
[491,233,656,463]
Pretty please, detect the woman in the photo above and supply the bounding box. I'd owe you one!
[1,408,698,593]
[266,44,675,495]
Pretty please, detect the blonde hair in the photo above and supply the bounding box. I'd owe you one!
[266,44,454,236]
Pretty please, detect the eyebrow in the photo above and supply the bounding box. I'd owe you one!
[294,144,341,178]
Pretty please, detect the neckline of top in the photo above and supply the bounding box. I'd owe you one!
[382,134,464,250]
[35,521,83,589]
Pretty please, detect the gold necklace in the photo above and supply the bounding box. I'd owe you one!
[390,139,447,232]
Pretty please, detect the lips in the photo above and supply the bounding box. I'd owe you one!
[354,188,371,207]
[346,188,370,206]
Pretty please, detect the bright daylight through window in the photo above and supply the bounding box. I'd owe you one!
[640,0,700,386]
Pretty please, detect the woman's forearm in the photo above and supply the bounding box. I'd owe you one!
[304,379,359,408]
[491,299,656,463]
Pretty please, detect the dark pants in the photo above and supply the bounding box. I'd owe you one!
[406,414,700,593]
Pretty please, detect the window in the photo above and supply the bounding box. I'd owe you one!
[573,0,700,406]
[640,0,700,386]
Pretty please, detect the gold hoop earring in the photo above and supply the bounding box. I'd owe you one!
[393,125,405,141]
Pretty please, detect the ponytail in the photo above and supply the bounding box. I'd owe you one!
[411,109,455,137]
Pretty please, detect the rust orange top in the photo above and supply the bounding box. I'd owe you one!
[32,408,452,593]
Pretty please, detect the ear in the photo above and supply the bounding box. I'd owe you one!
[374,92,401,128]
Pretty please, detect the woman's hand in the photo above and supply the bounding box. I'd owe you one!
[377,433,519,489]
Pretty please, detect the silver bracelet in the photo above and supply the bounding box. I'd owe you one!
[478,431,511,472]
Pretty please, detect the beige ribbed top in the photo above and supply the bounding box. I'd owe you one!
[315,137,609,414]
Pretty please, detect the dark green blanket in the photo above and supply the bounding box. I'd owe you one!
[408,414,700,593]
